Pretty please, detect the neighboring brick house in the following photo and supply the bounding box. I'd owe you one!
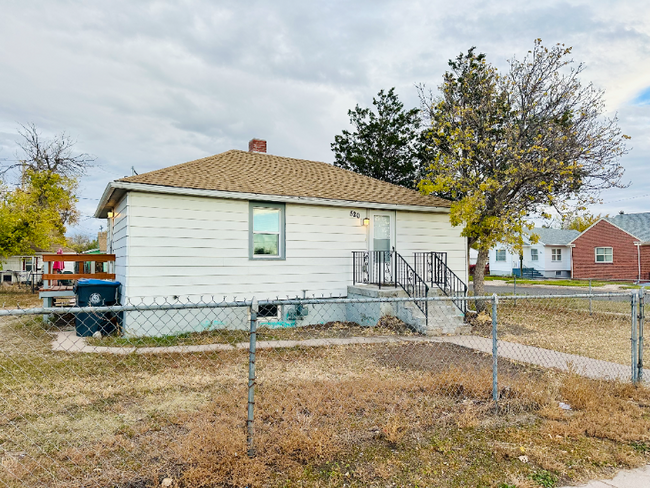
[570,212,650,281]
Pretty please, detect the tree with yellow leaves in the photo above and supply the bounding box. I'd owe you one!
[419,41,628,307]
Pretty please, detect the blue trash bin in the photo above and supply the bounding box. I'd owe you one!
[74,279,122,337]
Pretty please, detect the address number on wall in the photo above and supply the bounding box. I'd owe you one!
[349,211,361,218]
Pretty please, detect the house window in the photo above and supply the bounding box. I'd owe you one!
[551,249,562,261]
[595,247,613,263]
[530,249,539,261]
[21,257,34,272]
[495,250,506,262]
[250,202,285,259]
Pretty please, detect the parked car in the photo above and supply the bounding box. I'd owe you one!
[469,263,489,276]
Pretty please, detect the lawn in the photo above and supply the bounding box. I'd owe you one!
[87,316,417,348]
[472,276,640,288]
[2,310,650,487]
[0,286,42,309]
[468,296,638,366]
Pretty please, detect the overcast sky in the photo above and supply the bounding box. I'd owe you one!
[0,0,648,237]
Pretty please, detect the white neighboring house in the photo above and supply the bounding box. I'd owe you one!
[94,140,469,336]
[0,248,75,284]
[489,228,580,278]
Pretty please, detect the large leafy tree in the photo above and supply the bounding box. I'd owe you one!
[0,125,93,262]
[419,41,628,306]
[331,88,428,188]
[0,169,77,260]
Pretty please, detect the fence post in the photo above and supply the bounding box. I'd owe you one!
[492,294,498,408]
[247,298,258,457]
[589,279,593,316]
[513,275,517,306]
[631,293,638,384]
[639,290,645,383]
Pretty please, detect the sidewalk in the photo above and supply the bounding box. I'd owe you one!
[559,464,650,487]
[52,331,648,382]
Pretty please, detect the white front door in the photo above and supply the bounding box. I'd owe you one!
[369,211,395,253]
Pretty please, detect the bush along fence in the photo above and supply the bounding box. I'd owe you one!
[0,290,647,486]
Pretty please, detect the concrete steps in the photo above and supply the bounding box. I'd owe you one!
[347,285,469,336]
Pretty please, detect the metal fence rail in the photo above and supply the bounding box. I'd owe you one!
[0,290,645,486]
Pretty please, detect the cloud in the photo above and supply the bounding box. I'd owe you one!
[0,0,649,235]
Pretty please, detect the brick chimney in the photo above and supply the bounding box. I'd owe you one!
[97,231,107,253]
[248,138,267,153]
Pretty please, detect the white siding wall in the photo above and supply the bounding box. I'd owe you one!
[394,210,467,284]
[489,248,518,276]
[111,194,129,297]
[489,244,572,277]
[1,257,22,272]
[543,245,572,275]
[123,192,368,300]
[118,192,467,301]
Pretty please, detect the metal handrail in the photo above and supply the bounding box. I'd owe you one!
[414,251,467,315]
[393,251,429,326]
[352,250,429,326]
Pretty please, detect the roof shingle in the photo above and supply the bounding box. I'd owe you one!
[527,228,581,246]
[118,150,450,209]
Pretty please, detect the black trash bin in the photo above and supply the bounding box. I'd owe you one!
[74,279,122,337]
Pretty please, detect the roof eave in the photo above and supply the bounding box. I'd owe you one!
[94,182,127,218]
[101,181,451,213]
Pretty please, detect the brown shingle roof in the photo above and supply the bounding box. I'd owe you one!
[119,150,450,209]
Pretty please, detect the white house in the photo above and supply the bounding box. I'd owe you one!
[489,228,580,278]
[0,247,76,284]
[94,139,468,336]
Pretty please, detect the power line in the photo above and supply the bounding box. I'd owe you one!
[603,193,650,204]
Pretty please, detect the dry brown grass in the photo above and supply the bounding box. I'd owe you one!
[0,286,42,309]
[88,316,418,348]
[2,314,650,487]
[471,298,636,365]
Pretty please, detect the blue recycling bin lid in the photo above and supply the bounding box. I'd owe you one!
[76,279,121,287]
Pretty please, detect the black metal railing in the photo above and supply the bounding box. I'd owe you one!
[414,251,467,315]
[414,251,448,286]
[394,252,429,324]
[352,250,429,326]
[352,250,394,288]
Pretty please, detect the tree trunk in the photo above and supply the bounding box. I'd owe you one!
[473,248,490,313]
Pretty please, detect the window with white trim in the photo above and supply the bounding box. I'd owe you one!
[249,202,285,259]
[551,248,562,261]
[495,249,506,262]
[595,247,613,263]
[530,249,539,261]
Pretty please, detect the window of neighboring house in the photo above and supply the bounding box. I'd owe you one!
[595,247,613,263]
[551,249,562,261]
[250,202,285,259]
[530,249,539,261]
[556,271,562,277]
[495,250,506,261]
[21,257,34,272]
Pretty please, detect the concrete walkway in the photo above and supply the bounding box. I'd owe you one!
[443,335,648,382]
[51,331,647,382]
[559,464,650,487]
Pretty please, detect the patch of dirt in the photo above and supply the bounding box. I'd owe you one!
[373,342,534,378]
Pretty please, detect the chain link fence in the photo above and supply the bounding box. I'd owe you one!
[0,290,646,486]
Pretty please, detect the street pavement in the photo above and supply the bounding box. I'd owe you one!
[470,282,633,301]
